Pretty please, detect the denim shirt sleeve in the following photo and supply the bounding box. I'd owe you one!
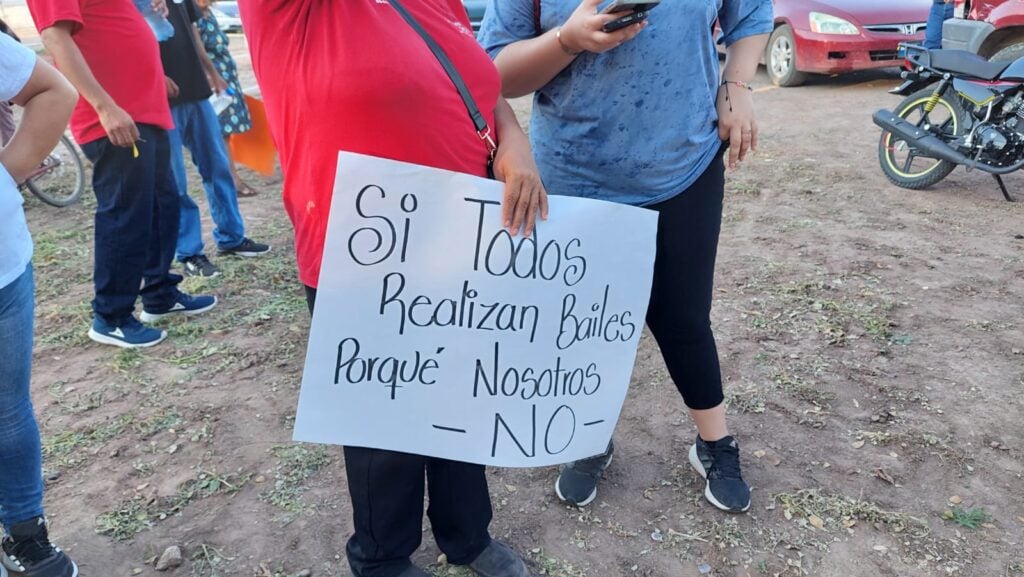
[479,0,537,59]
[718,0,773,47]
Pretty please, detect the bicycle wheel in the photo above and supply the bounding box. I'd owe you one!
[25,135,86,207]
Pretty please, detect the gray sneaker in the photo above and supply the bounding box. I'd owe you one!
[468,541,529,577]
[554,441,614,507]
[182,255,220,278]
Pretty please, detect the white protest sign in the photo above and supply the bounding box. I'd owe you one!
[293,152,658,467]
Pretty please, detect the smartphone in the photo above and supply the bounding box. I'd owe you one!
[602,0,660,13]
[601,0,659,33]
[602,10,649,32]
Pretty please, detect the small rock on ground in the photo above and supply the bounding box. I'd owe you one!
[155,546,183,571]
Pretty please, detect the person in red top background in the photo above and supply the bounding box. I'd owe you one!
[27,0,218,349]
[240,1,547,576]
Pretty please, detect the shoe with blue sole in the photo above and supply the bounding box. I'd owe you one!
[140,293,217,323]
[88,316,166,348]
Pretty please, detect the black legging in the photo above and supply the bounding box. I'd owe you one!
[644,148,726,411]
[305,288,492,577]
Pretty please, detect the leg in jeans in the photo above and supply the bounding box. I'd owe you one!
[0,266,43,531]
[141,128,183,312]
[81,127,162,324]
[426,458,492,564]
[177,100,247,253]
[170,103,207,261]
[645,148,727,416]
[924,1,953,50]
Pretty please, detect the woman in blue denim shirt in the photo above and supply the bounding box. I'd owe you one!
[479,0,772,513]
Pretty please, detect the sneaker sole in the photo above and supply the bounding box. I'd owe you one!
[688,444,751,514]
[218,247,271,258]
[140,297,218,323]
[553,452,613,507]
[184,269,221,278]
[88,328,167,349]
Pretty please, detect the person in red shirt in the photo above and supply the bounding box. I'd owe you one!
[240,1,547,576]
[27,0,217,349]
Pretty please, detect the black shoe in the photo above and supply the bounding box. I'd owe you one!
[182,255,221,278]
[468,541,529,577]
[554,441,614,507]
[688,435,751,513]
[217,237,270,257]
[1,517,78,577]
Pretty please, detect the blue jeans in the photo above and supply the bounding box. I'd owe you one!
[80,125,182,324]
[925,1,954,50]
[169,99,246,261]
[0,266,44,531]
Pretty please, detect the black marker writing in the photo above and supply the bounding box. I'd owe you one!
[334,337,442,400]
[379,273,540,342]
[491,403,577,458]
[556,285,637,351]
[465,197,588,287]
[348,185,418,266]
[473,342,601,400]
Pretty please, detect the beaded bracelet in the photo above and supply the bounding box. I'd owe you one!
[719,80,753,112]
[721,79,754,91]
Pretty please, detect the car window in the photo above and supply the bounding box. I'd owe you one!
[217,2,239,17]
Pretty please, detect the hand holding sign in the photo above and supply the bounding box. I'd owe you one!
[294,153,657,467]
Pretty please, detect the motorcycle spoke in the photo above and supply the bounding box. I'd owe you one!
[902,151,917,173]
[937,116,955,136]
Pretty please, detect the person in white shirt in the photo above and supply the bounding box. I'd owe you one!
[0,31,80,577]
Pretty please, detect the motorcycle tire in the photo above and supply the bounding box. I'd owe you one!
[878,88,966,190]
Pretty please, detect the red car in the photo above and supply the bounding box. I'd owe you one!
[766,0,932,86]
[943,0,1024,59]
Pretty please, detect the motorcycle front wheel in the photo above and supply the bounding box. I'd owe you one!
[878,88,966,190]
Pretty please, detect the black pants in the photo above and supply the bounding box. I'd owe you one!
[644,148,726,411]
[305,288,492,577]
[80,125,182,324]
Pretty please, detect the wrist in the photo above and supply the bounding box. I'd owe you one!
[720,79,754,91]
[556,26,582,56]
[93,97,117,115]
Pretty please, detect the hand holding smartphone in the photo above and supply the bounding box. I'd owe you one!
[601,0,659,33]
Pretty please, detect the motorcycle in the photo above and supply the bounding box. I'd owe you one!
[873,43,1024,201]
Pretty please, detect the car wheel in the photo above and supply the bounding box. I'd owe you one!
[991,40,1024,62]
[767,25,808,87]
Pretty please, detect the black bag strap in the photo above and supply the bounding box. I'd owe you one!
[389,0,497,163]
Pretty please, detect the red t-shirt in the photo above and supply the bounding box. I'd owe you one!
[240,0,501,288]
[27,0,173,145]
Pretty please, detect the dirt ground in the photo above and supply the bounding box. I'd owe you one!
[17,35,1024,577]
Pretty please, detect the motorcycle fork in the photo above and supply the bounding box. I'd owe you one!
[923,76,953,115]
